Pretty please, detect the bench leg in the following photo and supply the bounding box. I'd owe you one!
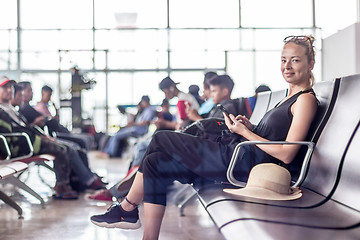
[3,176,45,207]
[173,185,198,216]
[0,190,23,219]
[178,191,197,216]
[36,162,55,189]
[174,184,194,205]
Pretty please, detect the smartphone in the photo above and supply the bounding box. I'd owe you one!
[216,104,231,117]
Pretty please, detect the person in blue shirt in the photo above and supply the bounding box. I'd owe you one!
[197,71,218,115]
[102,96,156,158]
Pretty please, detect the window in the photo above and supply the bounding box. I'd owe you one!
[21,0,93,29]
[241,0,313,28]
[0,2,17,29]
[95,0,167,28]
[95,30,168,51]
[170,0,239,28]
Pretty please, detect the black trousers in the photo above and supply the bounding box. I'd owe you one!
[138,129,272,206]
[139,131,230,206]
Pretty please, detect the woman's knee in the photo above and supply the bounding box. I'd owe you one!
[142,153,160,174]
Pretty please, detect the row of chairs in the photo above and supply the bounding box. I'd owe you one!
[195,74,360,239]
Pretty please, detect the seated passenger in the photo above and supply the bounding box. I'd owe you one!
[26,83,92,150]
[90,35,319,240]
[188,84,204,106]
[186,74,238,122]
[153,77,200,130]
[157,98,175,123]
[34,85,59,121]
[197,71,218,116]
[102,95,156,158]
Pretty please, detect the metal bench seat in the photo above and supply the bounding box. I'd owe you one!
[209,124,360,239]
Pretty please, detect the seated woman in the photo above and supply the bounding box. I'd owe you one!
[91,35,318,239]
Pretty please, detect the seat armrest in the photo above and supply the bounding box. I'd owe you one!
[0,135,11,161]
[227,140,314,188]
[0,132,34,161]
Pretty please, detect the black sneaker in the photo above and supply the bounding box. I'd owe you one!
[90,203,141,229]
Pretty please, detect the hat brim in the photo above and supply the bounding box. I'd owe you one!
[0,79,15,87]
[223,186,302,201]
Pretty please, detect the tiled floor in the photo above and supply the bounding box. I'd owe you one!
[0,152,224,240]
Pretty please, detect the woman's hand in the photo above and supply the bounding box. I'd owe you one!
[223,113,249,136]
[235,115,253,131]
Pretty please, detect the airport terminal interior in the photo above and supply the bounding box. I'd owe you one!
[1,0,360,239]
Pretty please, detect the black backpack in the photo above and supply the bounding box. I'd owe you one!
[181,117,228,142]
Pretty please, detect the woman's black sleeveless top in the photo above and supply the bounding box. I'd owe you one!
[253,89,314,141]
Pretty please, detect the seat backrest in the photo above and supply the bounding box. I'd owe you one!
[308,78,340,143]
[331,123,360,211]
[289,78,340,183]
[302,74,360,196]
[267,89,288,110]
[232,97,252,119]
[249,91,271,125]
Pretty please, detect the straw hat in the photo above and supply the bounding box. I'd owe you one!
[223,163,302,201]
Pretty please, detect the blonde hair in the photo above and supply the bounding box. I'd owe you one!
[284,35,316,87]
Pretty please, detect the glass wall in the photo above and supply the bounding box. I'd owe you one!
[0,0,358,132]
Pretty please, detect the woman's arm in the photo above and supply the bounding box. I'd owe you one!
[224,93,317,164]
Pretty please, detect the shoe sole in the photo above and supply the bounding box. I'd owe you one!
[116,166,139,194]
[90,219,141,229]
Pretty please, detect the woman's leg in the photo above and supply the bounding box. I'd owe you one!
[91,131,227,235]
[143,203,165,240]
[90,172,142,229]
[121,172,165,240]
[121,172,144,211]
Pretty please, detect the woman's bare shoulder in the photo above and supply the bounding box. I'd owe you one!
[297,91,317,106]
[291,92,318,116]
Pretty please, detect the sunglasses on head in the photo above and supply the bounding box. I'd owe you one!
[283,35,312,44]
